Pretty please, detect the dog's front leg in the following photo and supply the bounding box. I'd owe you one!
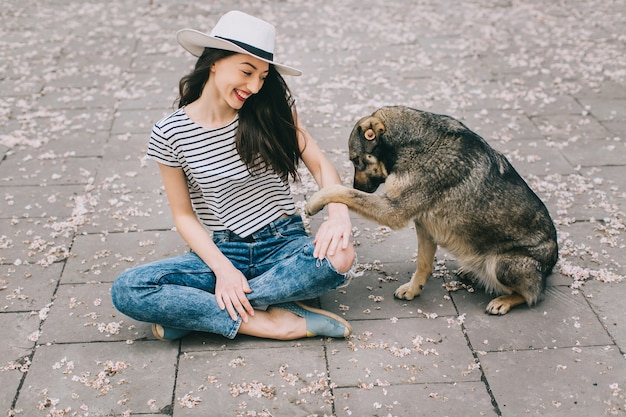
[306,184,409,230]
[395,224,437,300]
[305,184,349,216]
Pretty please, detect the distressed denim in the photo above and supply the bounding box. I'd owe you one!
[111,215,348,339]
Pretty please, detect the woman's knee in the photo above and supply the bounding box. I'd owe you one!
[327,244,356,274]
[110,269,132,309]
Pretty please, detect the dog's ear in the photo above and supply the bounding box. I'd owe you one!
[359,116,385,152]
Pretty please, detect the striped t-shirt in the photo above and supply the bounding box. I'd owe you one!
[146,108,297,237]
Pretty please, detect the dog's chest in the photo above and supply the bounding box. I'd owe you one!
[416,213,472,256]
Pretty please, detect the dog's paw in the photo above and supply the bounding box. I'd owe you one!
[394,282,422,300]
[485,297,513,315]
[305,192,325,216]
[485,293,527,315]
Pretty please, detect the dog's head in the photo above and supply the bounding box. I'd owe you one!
[348,115,389,193]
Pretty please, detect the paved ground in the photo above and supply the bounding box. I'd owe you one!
[1,0,625,416]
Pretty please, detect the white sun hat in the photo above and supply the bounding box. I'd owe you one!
[176,10,302,76]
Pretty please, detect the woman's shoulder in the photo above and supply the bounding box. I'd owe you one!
[154,108,188,130]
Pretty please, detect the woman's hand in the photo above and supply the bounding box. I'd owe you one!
[312,202,352,260]
[214,265,254,322]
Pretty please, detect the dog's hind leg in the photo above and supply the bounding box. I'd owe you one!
[395,224,437,300]
[485,255,546,315]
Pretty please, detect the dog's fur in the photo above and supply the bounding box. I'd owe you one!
[306,106,558,314]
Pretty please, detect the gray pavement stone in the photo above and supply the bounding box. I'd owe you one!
[81,191,173,234]
[582,280,626,354]
[16,340,178,416]
[327,318,480,387]
[62,230,187,284]
[319,266,456,322]
[0,312,39,363]
[173,346,333,417]
[558,221,625,277]
[452,285,613,351]
[0,312,39,412]
[0,151,100,187]
[559,137,626,167]
[481,345,626,417]
[39,282,152,344]
[0,184,83,220]
[334,382,498,417]
[0,217,75,267]
[49,131,109,158]
[1,263,61,313]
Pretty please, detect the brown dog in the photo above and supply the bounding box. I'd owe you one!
[306,106,558,314]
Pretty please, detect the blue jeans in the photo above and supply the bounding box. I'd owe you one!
[111,215,348,339]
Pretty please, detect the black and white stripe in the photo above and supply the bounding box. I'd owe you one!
[147,108,296,237]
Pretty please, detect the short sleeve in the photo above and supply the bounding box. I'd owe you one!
[146,123,180,167]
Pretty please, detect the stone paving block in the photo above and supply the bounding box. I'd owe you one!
[595,166,626,190]
[39,282,152,345]
[0,311,39,412]
[111,108,171,135]
[334,382,498,417]
[16,340,178,416]
[0,78,44,96]
[539,166,626,223]
[173,346,333,417]
[0,312,39,363]
[37,86,118,111]
[559,137,626,167]
[531,114,612,141]
[601,120,626,137]
[95,157,162,194]
[0,217,75,267]
[0,184,83,219]
[577,98,626,122]
[451,286,613,351]
[95,133,163,192]
[582,280,626,354]
[52,108,116,134]
[62,230,187,284]
[1,263,61,313]
[0,368,22,417]
[81,190,173,234]
[480,345,626,416]
[51,131,109,158]
[456,110,544,142]
[328,318,479,387]
[128,53,190,77]
[558,221,625,276]
[115,77,180,111]
[495,140,574,177]
[0,151,101,186]
[320,266,456,321]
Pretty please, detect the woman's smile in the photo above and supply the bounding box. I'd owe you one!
[234,88,251,102]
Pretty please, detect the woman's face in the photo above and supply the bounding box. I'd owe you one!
[210,53,270,110]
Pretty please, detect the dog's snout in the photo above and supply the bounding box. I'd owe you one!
[364,129,376,140]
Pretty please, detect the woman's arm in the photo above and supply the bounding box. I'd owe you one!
[157,163,254,322]
[298,123,353,264]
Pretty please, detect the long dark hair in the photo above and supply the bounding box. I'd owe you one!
[177,48,301,182]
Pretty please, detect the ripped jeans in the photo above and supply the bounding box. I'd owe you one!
[111,214,348,339]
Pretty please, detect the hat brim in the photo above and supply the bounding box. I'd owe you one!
[176,29,302,76]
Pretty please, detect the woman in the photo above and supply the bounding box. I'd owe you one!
[111,11,355,341]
